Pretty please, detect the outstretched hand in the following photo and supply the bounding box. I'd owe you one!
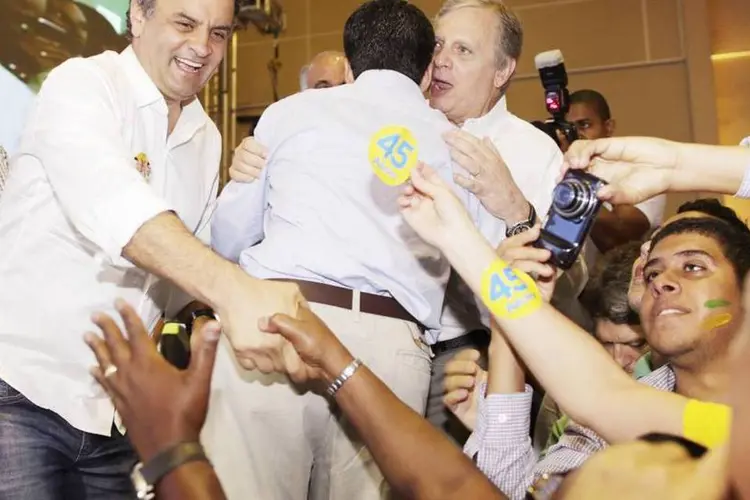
[399,162,476,249]
[259,307,355,386]
[564,137,680,205]
[84,299,220,463]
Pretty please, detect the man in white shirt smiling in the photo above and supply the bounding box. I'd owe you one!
[0,0,305,497]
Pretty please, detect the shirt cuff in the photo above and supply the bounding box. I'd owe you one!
[735,157,750,199]
[479,383,534,445]
[92,182,173,264]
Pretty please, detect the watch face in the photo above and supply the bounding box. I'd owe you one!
[509,223,532,236]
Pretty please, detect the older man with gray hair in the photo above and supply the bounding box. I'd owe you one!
[426,0,563,440]
[299,50,346,90]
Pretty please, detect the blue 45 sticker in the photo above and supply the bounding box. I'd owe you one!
[482,260,542,319]
[368,125,419,186]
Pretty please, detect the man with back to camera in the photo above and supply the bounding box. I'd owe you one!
[228,0,565,443]
[0,0,306,497]
[567,89,666,256]
[204,1,513,498]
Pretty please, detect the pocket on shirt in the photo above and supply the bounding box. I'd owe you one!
[0,378,24,404]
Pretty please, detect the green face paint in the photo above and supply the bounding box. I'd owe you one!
[705,299,731,309]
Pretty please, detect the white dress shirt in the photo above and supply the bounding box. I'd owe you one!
[212,70,494,334]
[0,146,8,195]
[437,99,564,343]
[0,47,220,436]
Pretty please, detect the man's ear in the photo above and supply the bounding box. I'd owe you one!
[419,65,433,93]
[493,58,517,90]
[605,118,616,137]
[129,2,147,38]
[344,60,355,84]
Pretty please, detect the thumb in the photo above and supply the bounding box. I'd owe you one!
[259,313,307,348]
[186,320,221,386]
[410,162,447,199]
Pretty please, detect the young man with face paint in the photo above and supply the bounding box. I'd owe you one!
[395,164,748,498]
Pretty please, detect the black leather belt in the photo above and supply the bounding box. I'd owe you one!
[432,328,490,356]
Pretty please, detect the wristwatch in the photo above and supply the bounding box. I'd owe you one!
[131,441,208,499]
[186,308,216,334]
[506,202,537,237]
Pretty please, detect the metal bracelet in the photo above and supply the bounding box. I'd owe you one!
[326,358,363,397]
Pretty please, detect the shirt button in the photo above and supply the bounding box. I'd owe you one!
[497,413,509,424]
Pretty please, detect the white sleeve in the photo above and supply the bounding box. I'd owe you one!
[635,194,667,228]
[25,59,173,263]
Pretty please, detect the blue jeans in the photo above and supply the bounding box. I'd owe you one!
[0,378,137,499]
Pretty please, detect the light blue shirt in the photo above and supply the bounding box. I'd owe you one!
[211,70,489,332]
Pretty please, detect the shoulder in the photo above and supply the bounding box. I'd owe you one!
[39,51,121,103]
[499,112,561,158]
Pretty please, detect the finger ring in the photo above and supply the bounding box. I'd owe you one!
[103,365,118,378]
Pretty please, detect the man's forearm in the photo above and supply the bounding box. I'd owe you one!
[676,143,750,195]
[157,461,227,500]
[334,364,505,500]
[438,227,686,443]
[123,212,243,310]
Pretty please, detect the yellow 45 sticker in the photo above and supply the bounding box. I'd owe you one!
[481,260,542,319]
[368,125,419,186]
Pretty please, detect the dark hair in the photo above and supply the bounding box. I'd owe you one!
[677,198,750,236]
[649,217,750,284]
[581,241,642,325]
[343,0,435,85]
[569,89,611,121]
[125,0,241,39]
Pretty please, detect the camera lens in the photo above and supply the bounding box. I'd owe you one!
[552,178,594,219]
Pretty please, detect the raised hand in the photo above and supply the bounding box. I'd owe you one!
[564,137,680,205]
[443,349,487,431]
[496,225,557,302]
[84,299,220,463]
[398,162,476,249]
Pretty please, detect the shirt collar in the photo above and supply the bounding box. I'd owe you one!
[120,46,209,145]
[462,95,509,130]
[353,70,426,104]
[120,45,165,111]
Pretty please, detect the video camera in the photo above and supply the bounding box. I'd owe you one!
[533,49,578,148]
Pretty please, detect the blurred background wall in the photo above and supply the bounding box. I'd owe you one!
[1,0,748,215]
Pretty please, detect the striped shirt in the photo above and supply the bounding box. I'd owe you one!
[464,364,676,499]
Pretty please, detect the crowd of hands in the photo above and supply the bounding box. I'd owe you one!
[85,135,750,499]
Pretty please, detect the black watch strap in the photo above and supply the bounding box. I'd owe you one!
[141,441,208,486]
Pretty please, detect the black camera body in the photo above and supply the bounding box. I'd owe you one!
[536,170,607,270]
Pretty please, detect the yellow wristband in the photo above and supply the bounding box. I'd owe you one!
[682,399,731,449]
[480,259,543,319]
